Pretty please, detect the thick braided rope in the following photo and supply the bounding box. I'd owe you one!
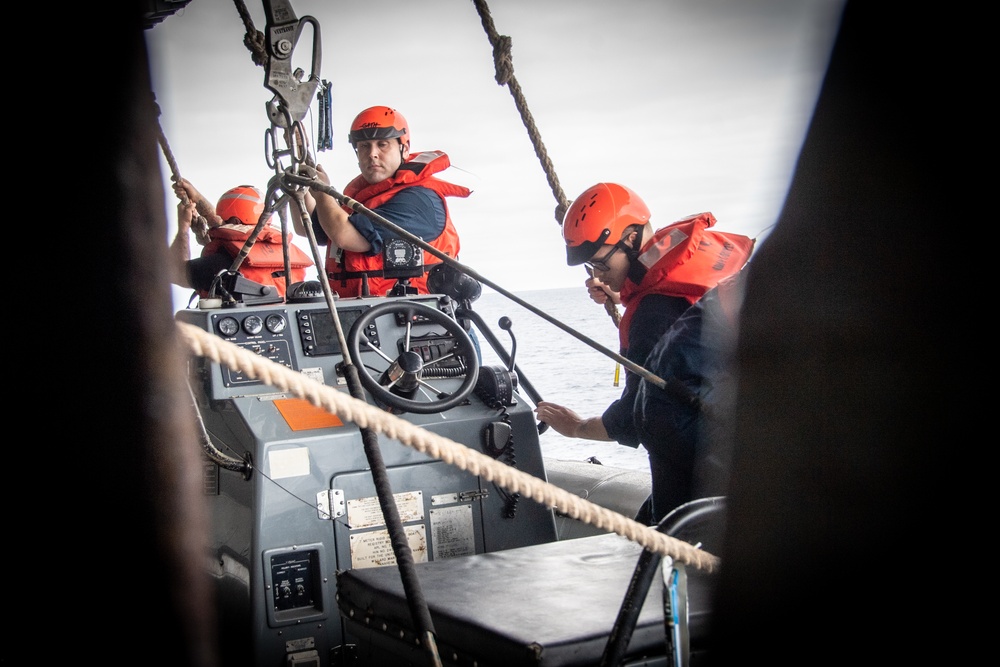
[177,321,719,572]
[470,0,625,335]
[471,0,569,225]
[231,0,268,67]
[151,100,211,246]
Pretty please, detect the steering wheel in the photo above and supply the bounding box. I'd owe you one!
[346,300,480,414]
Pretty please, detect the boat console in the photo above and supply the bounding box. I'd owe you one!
[177,290,558,667]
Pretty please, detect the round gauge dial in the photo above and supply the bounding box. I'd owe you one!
[242,315,264,335]
[217,316,239,337]
[385,238,417,265]
[265,314,287,334]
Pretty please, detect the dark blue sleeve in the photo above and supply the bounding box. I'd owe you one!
[187,251,233,294]
[602,293,692,447]
[348,186,446,256]
[310,210,328,245]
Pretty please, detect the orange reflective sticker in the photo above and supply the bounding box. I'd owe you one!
[273,398,343,430]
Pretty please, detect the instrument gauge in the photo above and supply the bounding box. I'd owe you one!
[243,315,264,335]
[265,314,287,334]
[217,316,239,337]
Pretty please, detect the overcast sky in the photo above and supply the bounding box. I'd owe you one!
[146,0,844,305]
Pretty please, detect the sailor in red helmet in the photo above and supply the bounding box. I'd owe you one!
[534,183,753,523]
[296,105,470,298]
[170,178,313,302]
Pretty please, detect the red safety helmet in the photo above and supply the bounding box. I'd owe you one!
[216,185,266,226]
[562,183,651,266]
[348,105,409,151]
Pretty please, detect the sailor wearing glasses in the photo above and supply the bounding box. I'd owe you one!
[534,182,752,523]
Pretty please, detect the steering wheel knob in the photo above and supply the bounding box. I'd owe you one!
[346,301,480,414]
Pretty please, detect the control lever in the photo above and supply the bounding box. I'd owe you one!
[207,271,283,307]
[498,317,517,374]
[461,308,547,431]
[473,317,519,408]
[496,318,547,434]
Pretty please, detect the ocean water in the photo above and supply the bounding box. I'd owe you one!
[466,286,651,474]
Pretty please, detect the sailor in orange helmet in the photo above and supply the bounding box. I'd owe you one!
[534,183,753,523]
[170,178,313,302]
[295,105,470,298]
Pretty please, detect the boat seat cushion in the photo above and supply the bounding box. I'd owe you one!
[336,532,717,666]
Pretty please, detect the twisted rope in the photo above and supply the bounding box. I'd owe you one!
[472,0,569,224]
[471,1,621,328]
[232,0,268,67]
[176,320,719,573]
[152,99,211,245]
[588,266,623,327]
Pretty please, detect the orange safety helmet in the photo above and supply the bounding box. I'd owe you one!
[562,183,651,266]
[216,185,267,226]
[348,105,409,151]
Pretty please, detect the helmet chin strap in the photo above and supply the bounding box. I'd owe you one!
[624,228,648,285]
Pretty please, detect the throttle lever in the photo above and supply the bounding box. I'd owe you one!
[498,316,517,374]
[497,317,548,435]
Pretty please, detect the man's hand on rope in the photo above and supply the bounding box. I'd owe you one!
[307,164,335,208]
[173,178,222,226]
[312,163,331,186]
[176,199,196,233]
[586,273,622,331]
[172,177,221,245]
[585,275,620,307]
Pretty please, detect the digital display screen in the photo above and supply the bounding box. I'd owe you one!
[299,307,368,356]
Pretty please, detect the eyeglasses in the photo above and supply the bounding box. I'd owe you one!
[584,243,623,272]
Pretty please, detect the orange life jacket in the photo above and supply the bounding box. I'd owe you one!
[202,223,313,299]
[618,212,754,349]
[327,151,470,297]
